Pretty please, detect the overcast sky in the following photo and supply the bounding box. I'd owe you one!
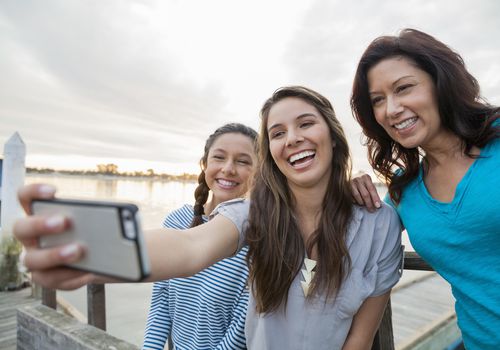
[1,0,499,175]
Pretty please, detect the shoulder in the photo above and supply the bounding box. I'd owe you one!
[349,203,402,254]
[352,202,399,227]
[162,204,194,229]
[209,198,249,221]
[349,204,403,294]
[483,134,500,155]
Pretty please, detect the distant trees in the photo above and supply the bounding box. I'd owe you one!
[96,163,119,174]
[26,163,197,181]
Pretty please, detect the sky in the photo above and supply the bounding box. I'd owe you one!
[1,0,499,175]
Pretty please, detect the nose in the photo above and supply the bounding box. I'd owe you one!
[386,96,404,118]
[221,160,236,175]
[286,129,304,147]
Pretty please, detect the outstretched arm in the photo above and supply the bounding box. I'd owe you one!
[14,184,239,290]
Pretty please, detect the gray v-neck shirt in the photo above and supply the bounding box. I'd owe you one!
[211,199,403,350]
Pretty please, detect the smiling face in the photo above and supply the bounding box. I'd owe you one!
[204,132,256,206]
[367,56,445,150]
[266,97,334,191]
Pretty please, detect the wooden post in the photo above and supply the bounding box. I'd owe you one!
[372,299,395,350]
[371,253,435,349]
[403,252,433,271]
[0,132,26,291]
[87,283,106,330]
[0,132,26,238]
[42,288,57,309]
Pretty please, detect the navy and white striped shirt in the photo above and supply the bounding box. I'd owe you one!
[143,204,249,350]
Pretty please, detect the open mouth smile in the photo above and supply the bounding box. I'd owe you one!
[216,179,239,188]
[393,117,418,130]
[287,150,316,167]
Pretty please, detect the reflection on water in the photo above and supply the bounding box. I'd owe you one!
[26,174,198,229]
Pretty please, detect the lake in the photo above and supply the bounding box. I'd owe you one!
[26,173,198,229]
[25,174,199,346]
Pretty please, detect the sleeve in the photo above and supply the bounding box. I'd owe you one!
[383,192,395,209]
[215,282,249,350]
[209,198,250,253]
[142,280,171,350]
[371,204,404,296]
[143,208,189,349]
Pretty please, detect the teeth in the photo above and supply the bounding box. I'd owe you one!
[217,179,237,187]
[289,150,315,163]
[394,117,417,130]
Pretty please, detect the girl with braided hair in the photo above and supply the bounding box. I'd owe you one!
[143,123,258,350]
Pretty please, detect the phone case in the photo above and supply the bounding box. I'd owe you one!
[32,198,150,281]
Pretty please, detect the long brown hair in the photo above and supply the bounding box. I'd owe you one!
[191,123,258,227]
[351,28,500,204]
[246,86,353,313]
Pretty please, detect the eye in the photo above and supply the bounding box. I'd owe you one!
[371,96,384,106]
[395,84,413,93]
[212,154,224,160]
[300,121,314,128]
[270,130,285,139]
[237,159,251,165]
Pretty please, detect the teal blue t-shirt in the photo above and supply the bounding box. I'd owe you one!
[386,137,500,350]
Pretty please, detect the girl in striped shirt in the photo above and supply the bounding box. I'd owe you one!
[143,123,258,350]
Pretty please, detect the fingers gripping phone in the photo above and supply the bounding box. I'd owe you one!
[32,198,150,281]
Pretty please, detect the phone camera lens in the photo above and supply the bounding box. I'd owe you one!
[122,209,136,239]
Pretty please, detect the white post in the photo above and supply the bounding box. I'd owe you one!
[1,132,26,238]
[0,132,26,290]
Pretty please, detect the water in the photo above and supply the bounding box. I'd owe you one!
[26,173,198,346]
[26,174,198,229]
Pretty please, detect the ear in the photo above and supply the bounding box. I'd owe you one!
[200,158,207,171]
[331,138,336,148]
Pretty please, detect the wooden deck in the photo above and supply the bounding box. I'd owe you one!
[392,271,458,349]
[0,273,458,349]
[0,287,39,350]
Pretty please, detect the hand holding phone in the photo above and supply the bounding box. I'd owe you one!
[32,198,150,281]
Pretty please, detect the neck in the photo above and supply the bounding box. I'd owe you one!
[422,132,476,168]
[289,181,328,242]
[203,198,216,216]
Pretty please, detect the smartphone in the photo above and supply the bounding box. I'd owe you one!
[32,198,150,281]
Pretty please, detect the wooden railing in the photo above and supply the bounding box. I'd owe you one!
[41,284,107,330]
[371,251,434,350]
[41,251,434,349]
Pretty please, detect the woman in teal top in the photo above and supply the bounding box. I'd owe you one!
[350,28,500,350]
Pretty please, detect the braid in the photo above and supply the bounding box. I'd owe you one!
[190,170,210,227]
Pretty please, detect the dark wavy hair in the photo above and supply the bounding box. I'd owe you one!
[247,86,353,313]
[190,123,258,227]
[351,28,499,203]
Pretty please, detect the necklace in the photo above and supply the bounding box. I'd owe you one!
[300,257,317,297]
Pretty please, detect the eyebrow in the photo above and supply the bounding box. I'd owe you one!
[369,75,415,95]
[267,113,317,132]
[211,148,253,159]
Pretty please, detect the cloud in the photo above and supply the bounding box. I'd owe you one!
[280,0,500,172]
[0,0,231,170]
[0,0,498,174]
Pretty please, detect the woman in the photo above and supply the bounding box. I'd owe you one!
[143,123,257,350]
[350,29,500,350]
[15,86,403,350]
